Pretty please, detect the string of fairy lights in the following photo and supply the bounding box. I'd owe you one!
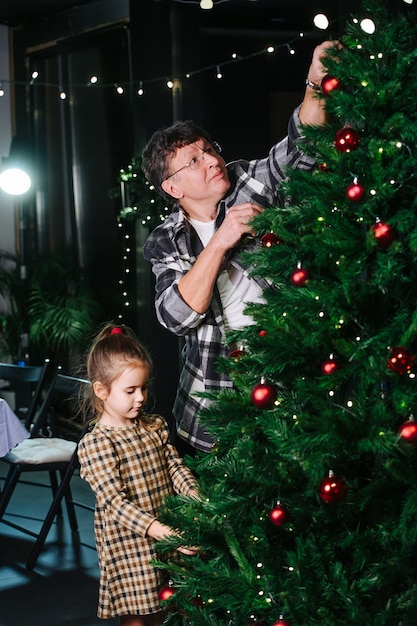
[0,36,313,102]
[0,1,413,102]
[2,0,414,103]
[0,11,346,101]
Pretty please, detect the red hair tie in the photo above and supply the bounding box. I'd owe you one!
[111,327,123,335]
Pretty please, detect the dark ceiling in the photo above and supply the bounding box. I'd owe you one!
[0,0,360,30]
[0,0,96,26]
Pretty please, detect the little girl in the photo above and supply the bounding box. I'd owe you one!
[78,323,199,626]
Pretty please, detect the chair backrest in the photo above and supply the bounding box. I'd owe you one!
[0,360,53,427]
[30,370,90,440]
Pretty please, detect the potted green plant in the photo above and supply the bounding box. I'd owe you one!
[0,248,102,365]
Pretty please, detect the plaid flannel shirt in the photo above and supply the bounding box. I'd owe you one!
[143,106,316,452]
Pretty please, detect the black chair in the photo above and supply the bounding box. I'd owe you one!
[0,369,93,570]
[0,359,54,428]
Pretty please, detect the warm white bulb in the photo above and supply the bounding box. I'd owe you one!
[313,13,329,29]
[200,0,213,8]
[403,0,413,4]
[360,18,376,34]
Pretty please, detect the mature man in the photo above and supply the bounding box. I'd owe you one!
[142,41,333,454]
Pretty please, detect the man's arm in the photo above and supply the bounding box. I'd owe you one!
[299,40,339,126]
[177,202,263,313]
[178,43,338,313]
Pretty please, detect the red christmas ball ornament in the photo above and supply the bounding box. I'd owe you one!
[346,180,365,202]
[258,329,267,337]
[272,619,290,626]
[230,348,245,361]
[260,232,280,247]
[334,127,361,153]
[291,266,309,287]
[251,378,277,409]
[321,356,338,375]
[269,502,288,526]
[319,471,347,503]
[387,346,414,375]
[321,74,342,95]
[158,582,176,603]
[318,162,330,172]
[398,418,417,444]
[371,220,396,248]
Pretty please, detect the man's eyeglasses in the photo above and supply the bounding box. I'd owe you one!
[165,142,222,181]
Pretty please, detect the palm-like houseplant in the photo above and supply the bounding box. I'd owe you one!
[0,248,102,365]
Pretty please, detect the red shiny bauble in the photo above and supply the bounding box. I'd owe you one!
[321,74,342,95]
[158,583,176,602]
[387,346,414,375]
[269,503,288,526]
[371,221,396,248]
[291,267,309,287]
[334,127,361,153]
[230,348,245,361]
[398,419,417,444]
[319,473,348,503]
[321,359,338,375]
[258,329,267,337]
[251,380,277,409]
[272,620,290,626]
[346,181,365,202]
[260,232,280,247]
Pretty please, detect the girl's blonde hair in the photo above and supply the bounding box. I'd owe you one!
[82,323,158,428]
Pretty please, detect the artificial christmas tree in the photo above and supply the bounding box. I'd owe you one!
[154,1,417,624]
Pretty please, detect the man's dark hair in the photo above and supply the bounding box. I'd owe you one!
[141,120,214,202]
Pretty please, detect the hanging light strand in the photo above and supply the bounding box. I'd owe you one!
[0,22,338,99]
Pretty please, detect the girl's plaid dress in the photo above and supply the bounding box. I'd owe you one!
[78,417,197,618]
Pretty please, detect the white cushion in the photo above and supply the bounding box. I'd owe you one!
[4,437,77,464]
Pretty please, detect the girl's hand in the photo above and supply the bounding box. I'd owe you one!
[177,544,199,556]
[189,489,201,500]
[147,519,198,555]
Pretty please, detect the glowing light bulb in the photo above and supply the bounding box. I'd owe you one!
[313,13,329,29]
[0,168,31,195]
[360,18,375,33]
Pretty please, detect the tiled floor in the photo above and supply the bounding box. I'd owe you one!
[0,468,118,626]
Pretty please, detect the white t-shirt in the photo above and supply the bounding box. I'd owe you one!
[188,217,264,333]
